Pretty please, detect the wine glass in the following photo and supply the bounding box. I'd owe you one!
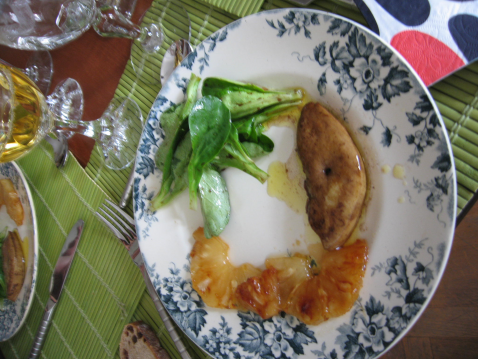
[0,62,55,162]
[0,0,191,84]
[42,74,144,171]
[57,92,144,170]
[0,60,142,170]
[126,0,192,84]
[0,0,96,50]
[22,51,54,96]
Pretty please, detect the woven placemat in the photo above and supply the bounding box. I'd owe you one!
[199,0,265,17]
[0,143,152,358]
[0,146,208,358]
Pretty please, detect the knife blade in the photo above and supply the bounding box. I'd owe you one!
[29,219,85,359]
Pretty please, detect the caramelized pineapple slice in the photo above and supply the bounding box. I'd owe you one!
[3,230,26,301]
[190,228,261,309]
[0,179,24,226]
[286,239,368,325]
[235,255,319,319]
[265,254,315,306]
[235,268,281,319]
[190,228,368,324]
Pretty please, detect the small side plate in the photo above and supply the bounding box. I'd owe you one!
[0,162,38,341]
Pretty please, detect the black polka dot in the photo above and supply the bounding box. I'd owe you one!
[449,14,478,62]
[376,0,431,26]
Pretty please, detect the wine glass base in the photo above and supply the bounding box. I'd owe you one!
[130,1,191,85]
[47,78,84,129]
[98,97,144,171]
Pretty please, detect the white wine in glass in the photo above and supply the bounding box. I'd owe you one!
[0,62,53,163]
[0,61,144,169]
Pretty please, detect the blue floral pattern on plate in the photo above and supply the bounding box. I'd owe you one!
[0,162,38,341]
[134,9,456,358]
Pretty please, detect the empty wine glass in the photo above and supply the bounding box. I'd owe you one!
[0,60,142,170]
[126,0,191,84]
[0,0,191,84]
[0,0,96,50]
[57,93,144,170]
[94,0,192,84]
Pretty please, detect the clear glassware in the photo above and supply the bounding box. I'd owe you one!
[0,0,191,84]
[0,60,142,169]
[0,0,96,51]
[0,61,55,162]
[0,1,191,168]
[56,91,144,170]
[126,0,191,84]
[22,51,54,95]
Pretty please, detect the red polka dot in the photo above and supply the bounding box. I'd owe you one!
[391,30,465,86]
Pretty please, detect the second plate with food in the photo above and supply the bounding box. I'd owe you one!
[134,9,456,359]
[0,162,38,341]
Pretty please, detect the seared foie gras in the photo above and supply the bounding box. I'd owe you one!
[297,102,366,250]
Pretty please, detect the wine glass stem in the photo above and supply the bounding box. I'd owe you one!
[93,5,164,55]
[53,119,98,141]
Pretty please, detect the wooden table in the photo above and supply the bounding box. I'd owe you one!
[1,0,477,357]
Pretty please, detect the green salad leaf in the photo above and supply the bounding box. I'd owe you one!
[202,77,303,119]
[188,96,231,209]
[199,166,230,238]
[150,74,304,238]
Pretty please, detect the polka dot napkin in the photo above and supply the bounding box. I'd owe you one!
[353,0,478,86]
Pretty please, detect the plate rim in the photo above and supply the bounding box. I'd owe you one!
[0,161,39,341]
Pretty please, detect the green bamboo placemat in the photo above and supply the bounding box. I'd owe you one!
[0,143,144,358]
[0,142,205,358]
[199,0,264,17]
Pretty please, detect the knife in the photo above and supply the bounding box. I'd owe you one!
[29,219,85,359]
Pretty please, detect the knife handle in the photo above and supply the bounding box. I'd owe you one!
[141,267,192,359]
[29,299,56,359]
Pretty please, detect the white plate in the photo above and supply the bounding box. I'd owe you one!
[0,162,38,341]
[134,9,456,358]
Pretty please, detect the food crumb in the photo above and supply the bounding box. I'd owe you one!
[398,196,405,203]
[393,164,405,180]
[381,164,391,174]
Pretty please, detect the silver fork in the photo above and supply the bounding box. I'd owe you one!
[96,199,192,359]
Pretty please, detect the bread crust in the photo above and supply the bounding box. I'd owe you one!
[119,321,170,359]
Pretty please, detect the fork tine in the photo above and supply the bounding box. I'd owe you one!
[100,204,137,240]
[104,199,135,229]
[96,202,137,244]
[96,209,132,245]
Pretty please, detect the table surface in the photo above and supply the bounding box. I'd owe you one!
[1,0,477,358]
